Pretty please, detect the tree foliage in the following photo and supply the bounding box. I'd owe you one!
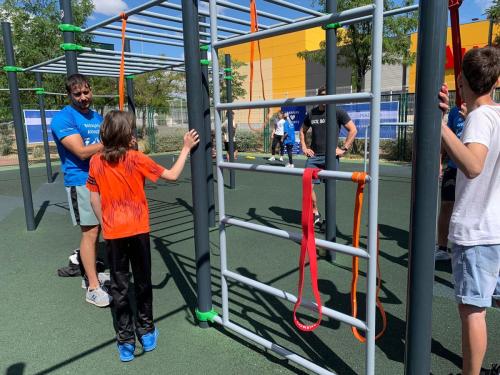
[297,0,418,92]
[0,0,99,114]
[486,0,500,46]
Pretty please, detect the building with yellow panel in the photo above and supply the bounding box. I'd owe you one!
[224,20,498,125]
[409,20,499,93]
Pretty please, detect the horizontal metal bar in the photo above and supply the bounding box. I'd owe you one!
[222,217,369,259]
[213,317,336,375]
[31,69,120,78]
[214,4,374,49]
[76,57,168,69]
[341,4,419,26]
[379,122,413,127]
[263,0,325,16]
[24,55,66,71]
[199,0,293,23]
[103,24,187,40]
[219,162,369,183]
[224,270,368,330]
[216,92,373,110]
[89,30,198,47]
[140,9,269,31]
[50,62,144,74]
[80,52,183,64]
[82,0,166,33]
[123,16,240,39]
[80,47,182,62]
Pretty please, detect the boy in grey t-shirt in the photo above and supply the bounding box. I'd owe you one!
[439,46,500,375]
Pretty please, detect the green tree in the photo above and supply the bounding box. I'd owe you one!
[297,0,418,92]
[486,0,500,46]
[133,70,185,136]
[0,0,97,115]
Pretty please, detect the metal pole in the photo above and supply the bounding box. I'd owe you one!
[181,0,212,328]
[325,0,338,259]
[404,1,448,374]
[225,54,236,189]
[35,72,53,183]
[363,128,368,173]
[2,22,36,231]
[209,0,230,326]
[59,0,78,75]
[200,18,216,227]
[124,39,136,115]
[365,0,384,372]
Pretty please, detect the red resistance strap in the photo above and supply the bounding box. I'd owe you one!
[350,172,387,342]
[248,0,267,132]
[119,12,128,111]
[448,0,463,107]
[293,168,323,332]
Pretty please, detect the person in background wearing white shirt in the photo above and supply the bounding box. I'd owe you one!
[439,46,500,375]
[269,110,285,162]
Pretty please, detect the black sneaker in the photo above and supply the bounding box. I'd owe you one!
[314,212,322,225]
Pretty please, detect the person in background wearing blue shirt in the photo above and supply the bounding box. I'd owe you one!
[283,112,295,168]
[435,103,466,261]
[51,74,111,307]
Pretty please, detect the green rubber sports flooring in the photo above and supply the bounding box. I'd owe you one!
[0,154,498,374]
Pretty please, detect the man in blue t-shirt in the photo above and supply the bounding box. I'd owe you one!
[436,104,466,261]
[51,74,111,307]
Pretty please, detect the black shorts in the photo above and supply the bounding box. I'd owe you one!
[441,167,457,202]
[224,141,238,151]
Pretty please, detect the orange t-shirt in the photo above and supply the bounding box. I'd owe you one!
[86,150,165,240]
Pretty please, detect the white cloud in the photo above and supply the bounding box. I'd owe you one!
[474,0,493,12]
[92,0,128,16]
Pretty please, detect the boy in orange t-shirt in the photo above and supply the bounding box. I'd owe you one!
[86,110,199,362]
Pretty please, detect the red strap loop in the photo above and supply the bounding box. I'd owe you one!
[293,168,323,332]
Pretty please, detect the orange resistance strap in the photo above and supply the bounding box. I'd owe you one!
[350,172,387,342]
[119,12,128,111]
[248,0,267,132]
[294,168,323,332]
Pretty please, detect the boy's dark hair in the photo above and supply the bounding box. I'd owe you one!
[462,46,500,96]
[317,85,326,95]
[65,74,91,93]
[100,110,136,163]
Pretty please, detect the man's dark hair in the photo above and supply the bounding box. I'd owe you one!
[462,46,500,96]
[317,85,326,95]
[100,110,136,163]
[65,74,91,93]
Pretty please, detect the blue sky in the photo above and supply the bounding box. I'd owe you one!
[87,0,493,60]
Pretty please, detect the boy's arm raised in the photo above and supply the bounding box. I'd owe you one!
[439,84,488,179]
[160,129,200,181]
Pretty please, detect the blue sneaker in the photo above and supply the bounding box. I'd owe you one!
[117,343,135,362]
[140,328,159,352]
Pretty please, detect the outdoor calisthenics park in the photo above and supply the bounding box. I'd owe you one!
[0,0,498,374]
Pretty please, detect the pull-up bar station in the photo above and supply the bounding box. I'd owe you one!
[1,0,449,374]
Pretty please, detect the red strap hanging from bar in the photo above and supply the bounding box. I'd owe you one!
[119,12,128,111]
[448,0,463,107]
[293,168,323,332]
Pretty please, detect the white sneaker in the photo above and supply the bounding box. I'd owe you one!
[269,156,275,161]
[286,163,294,168]
[279,156,283,162]
[435,246,451,261]
[82,272,111,289]
[86,286,112,307]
